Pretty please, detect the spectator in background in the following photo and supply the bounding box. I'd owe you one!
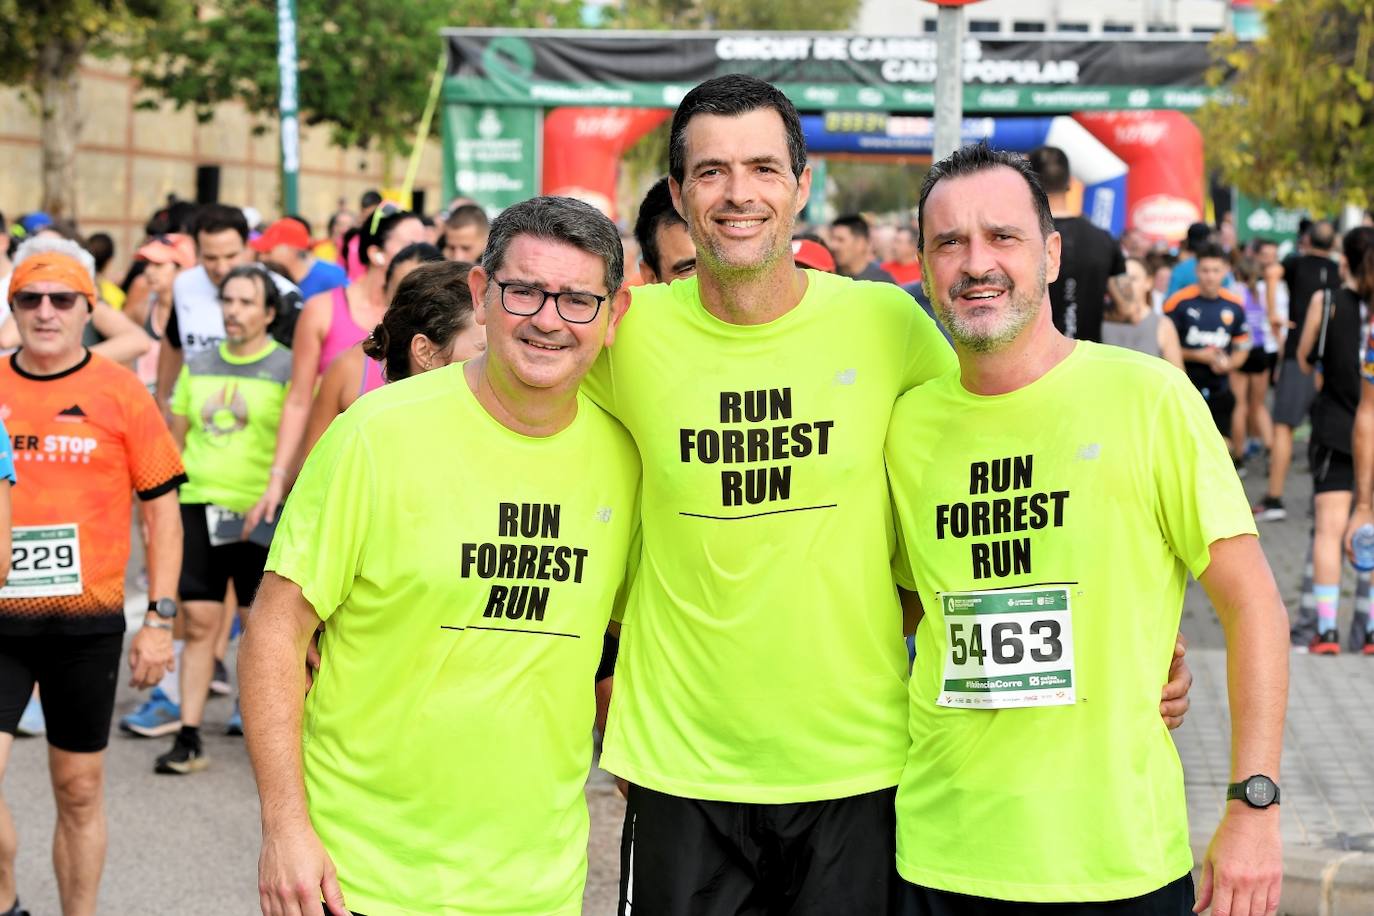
[791,235,837,273]
[1166,222,1235,298]
[442,204,490,262]
[1103,256,1183,369]
[315,210,355,266]
[250,217,347,301]
[1230,257,1277,476]
[1120,226,1151,260]
[1145,250,1177,313]
[828,213,896,282]
[1027,144,1125,342]
[1261,220,1342,521]
[881,224,923,285]
[83,232,126,311]
[633,176,696,284]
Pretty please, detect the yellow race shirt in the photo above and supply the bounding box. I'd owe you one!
[588,271,955,802]
[267,364,640,916]
[885,342,1256,902]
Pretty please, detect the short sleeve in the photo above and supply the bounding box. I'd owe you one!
[265,416,375,621]
[900,294,957,393]
[169,366,191,418]
[1231,304,1250,346]
[0,417,14,485]
[124,378,187,499]
[582,342,616,415]
[1151,374,1257,579]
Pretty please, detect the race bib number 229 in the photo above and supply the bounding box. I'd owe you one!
[938,586,1075,709]
[0,525,82,599]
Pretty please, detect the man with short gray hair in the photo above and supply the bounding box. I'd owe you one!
[241,195,639,916]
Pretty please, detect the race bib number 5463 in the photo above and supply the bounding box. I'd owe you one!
[937,586,1075,709]
[1,525,82,599]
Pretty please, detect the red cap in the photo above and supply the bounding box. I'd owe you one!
[136,233,196,269]
[792,239,836,273]
[249,217,312,252]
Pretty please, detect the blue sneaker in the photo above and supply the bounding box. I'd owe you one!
[225,701,243,736]
[118,688,181,738]
[16,695,44,737]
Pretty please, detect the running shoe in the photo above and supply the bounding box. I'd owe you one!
[118,688,181,737]
[1310,629,1341,655]
[15,695,44,737]
[225,701,243,736]
[1363,629,1374,656]
[0,895,32,916]
[1253,497,1286,522]
[154,734,209,775]
[210,659,231,696]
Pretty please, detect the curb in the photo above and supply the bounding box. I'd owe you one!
[1191,834,1374,915]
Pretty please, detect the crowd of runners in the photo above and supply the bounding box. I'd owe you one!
[8,68,1374,915]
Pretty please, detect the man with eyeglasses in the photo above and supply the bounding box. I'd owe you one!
[0,240,185,916]
[241,196,639,916]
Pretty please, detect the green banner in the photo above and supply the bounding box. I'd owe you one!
[1233,190,1305,245]
[945,670,1074,692]
[442,104,542,212]
[942,588,1069,616]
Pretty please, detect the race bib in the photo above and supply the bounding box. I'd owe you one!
[937,586,1076,709]
[1,525,82,599]
[206,505,246,547]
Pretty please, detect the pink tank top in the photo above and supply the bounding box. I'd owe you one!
[359,355,386,397]
[319,286,370,374]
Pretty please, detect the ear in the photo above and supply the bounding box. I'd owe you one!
[468,264,490,328]
[602,285,633,348]
[794,163,813,216]
[410,333,438,371]
[1045,229,1063,286]
[639,261,660,286]
[668,176,684,222]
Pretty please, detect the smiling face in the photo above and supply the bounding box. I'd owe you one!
[468,234,627,394]
[670,108,811,279]
[920,166,1060,354]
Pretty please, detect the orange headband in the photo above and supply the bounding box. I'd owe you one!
[9,252,98,306]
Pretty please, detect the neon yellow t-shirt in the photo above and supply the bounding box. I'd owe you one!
[587,271,955,802]
[885,342,1256,902]
[266,364,640,916]
[170,340,292,512]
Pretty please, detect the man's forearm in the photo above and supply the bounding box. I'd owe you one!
[1201,536,1289,781]
[143,491,182,602]
[241,572,318,829]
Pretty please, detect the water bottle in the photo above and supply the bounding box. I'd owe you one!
[1353,524,1374,572]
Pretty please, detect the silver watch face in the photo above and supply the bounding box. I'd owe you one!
[153,598,177,618]
[1246,777,1276,807]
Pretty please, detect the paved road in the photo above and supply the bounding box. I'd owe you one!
[7,445,1367,915]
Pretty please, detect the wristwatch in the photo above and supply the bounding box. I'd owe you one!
[1226,774,1280,809]
[145,597,177,631]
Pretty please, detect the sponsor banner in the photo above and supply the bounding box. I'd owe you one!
[442,104,542,212]
[1233,190,1304,245]
[542,107,671,219]
[1076,110,1205,244]
[444,31,1224,112]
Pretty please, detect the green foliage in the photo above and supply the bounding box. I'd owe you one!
[826,159,926,217]
[0,0,172,85]
[136,0,583,155]
[1198,0,1374,212]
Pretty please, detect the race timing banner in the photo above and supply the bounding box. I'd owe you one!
[443,30,1223,114]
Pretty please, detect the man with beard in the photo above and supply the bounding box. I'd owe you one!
[885,143,1288,916]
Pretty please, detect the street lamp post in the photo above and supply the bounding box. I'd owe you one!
[926,0,984,161]
[277,0,300,214]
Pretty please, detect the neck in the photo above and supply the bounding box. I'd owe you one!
[465,356,579,438]
[1047,192,1072,219]
[956,305,1075,397]
[226,334,271,358]
[358,269,387,311]
[16,346,86,377]
[697,259,808,326]
[288,256,312,283]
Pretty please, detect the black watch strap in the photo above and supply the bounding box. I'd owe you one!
[1226,775,1280,808]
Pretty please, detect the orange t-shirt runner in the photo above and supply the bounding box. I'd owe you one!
[0,351,185,636]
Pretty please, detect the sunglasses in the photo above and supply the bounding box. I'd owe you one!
[13,291,83,311]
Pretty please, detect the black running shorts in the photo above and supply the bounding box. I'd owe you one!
[179,502,269,604]
[619,783,900,916]
[900,873,1195,916]
[0,632,123,752]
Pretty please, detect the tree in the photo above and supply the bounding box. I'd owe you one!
[136,0,582,164]
[1199,0,1374,213]
[0,0,173,219]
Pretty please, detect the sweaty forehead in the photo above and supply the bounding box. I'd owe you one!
[500,235,607,292]
[923,166,1041,237]
[682,109,791,168]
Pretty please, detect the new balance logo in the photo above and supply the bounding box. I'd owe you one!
[55,404,87,423]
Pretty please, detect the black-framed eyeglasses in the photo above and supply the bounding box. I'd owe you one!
[494,280,606,324]
[13,291,82,311]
